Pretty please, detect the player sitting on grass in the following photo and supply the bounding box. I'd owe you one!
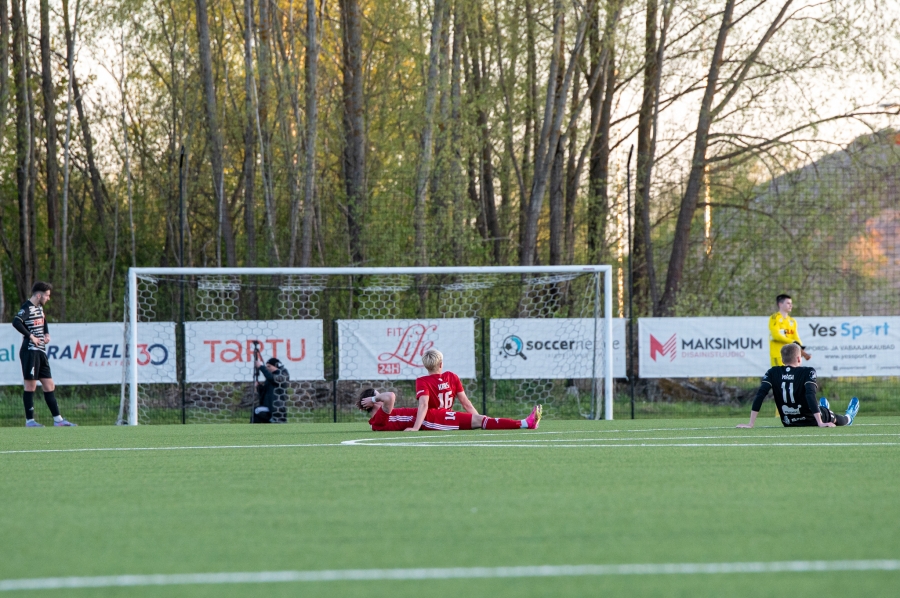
[737,343,859,429]
[410,348,539,431]
[357,389,541,431]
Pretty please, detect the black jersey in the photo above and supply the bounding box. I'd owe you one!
[12,300,49,353]
[752,365,819,425]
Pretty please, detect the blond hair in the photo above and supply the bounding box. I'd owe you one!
[780,343,801,363]
[422,349,443,373]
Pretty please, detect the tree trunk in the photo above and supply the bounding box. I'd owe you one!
[301,0,318,267]
[429,0,451,213]
[633,0,659,316]
[24,2,37,284]
[520,0,537,261]
[340,0,365,264]
[0,0,9,153]
[120,30,136,268]
[0,0,10,305]
[0,0,10,307]
[67,49,110,247]
[564,65,580,265]
[413,0,445,267]
[467,154,488,239]
[40,0,59,277]
[657,0,790,314]
[468,11,501,262]
[274,5,304,267]
[242,0,257,268]
[60,0,79,321]
[520,0,591,266]
[241,0,260,318]
[588,3,615,265]
[657,0,735,315]
[548,26,566,266]
[195,0,236,267]
[256,0,279,265]
[549,135,564,265]
[449,0,464,263]
[12,0,30,298]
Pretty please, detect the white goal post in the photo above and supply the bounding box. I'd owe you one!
[123,265,615,425]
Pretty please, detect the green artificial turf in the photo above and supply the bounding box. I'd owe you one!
[1,418,898,597]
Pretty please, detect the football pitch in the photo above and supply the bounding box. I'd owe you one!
[1,418,898,597]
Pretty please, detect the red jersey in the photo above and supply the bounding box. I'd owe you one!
[415,371,464,410]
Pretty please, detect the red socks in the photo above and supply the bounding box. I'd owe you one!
[481,417,523,430]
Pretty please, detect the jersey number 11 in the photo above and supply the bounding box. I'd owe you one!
[781,381,796,404]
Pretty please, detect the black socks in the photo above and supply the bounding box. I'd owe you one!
[23,391,35,420]
[24,390,62,421]
[44,391,61,418]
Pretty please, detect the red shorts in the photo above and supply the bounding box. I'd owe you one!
[422,409,472,431]
[368,408,416,432]
[368,407,473,431]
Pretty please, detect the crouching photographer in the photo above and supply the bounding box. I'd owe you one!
[251,357,290,423]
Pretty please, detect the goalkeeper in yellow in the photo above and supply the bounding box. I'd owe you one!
[769,294,811,366]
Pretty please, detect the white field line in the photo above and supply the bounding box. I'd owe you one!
[345,442,900,448]
[1,560,897,591]
[347,433,900,445]
[0,443,341,456]
[3,424,898,456]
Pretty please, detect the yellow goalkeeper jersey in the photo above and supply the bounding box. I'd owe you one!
[769,312,802,366]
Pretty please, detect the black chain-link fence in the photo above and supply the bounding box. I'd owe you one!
[622,130,900,419]
[3,131,900,425]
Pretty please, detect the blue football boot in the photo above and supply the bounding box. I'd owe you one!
[845,397,859,425]
[819,397,830,410]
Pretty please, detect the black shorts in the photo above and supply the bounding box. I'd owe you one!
[21,349,52,381]
[782,406,836,427]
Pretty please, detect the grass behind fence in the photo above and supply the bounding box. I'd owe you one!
[3,375,898,426]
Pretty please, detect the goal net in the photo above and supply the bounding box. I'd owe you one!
[120,267,616,425]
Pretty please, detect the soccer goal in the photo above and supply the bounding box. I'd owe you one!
[120,266,616,425]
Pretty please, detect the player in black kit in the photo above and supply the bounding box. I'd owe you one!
[737,342,858,429]
[11,282,76,427]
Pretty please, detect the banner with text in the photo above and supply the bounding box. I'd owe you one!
[639,317,769,378]
[639,316,900,378]
[490,319,627,379]
[0,323,176,385]
[185,320,324,382]
[794,316,900,377]
[338,319,476,380]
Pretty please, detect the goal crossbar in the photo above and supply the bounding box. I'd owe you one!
[126,266,614,425]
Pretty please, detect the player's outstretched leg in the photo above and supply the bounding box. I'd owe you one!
[845,397,859,425]
[479,405,541,430]
[481,416,525,430]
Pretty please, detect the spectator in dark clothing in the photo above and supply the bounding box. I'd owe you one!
[252,357,289,423]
